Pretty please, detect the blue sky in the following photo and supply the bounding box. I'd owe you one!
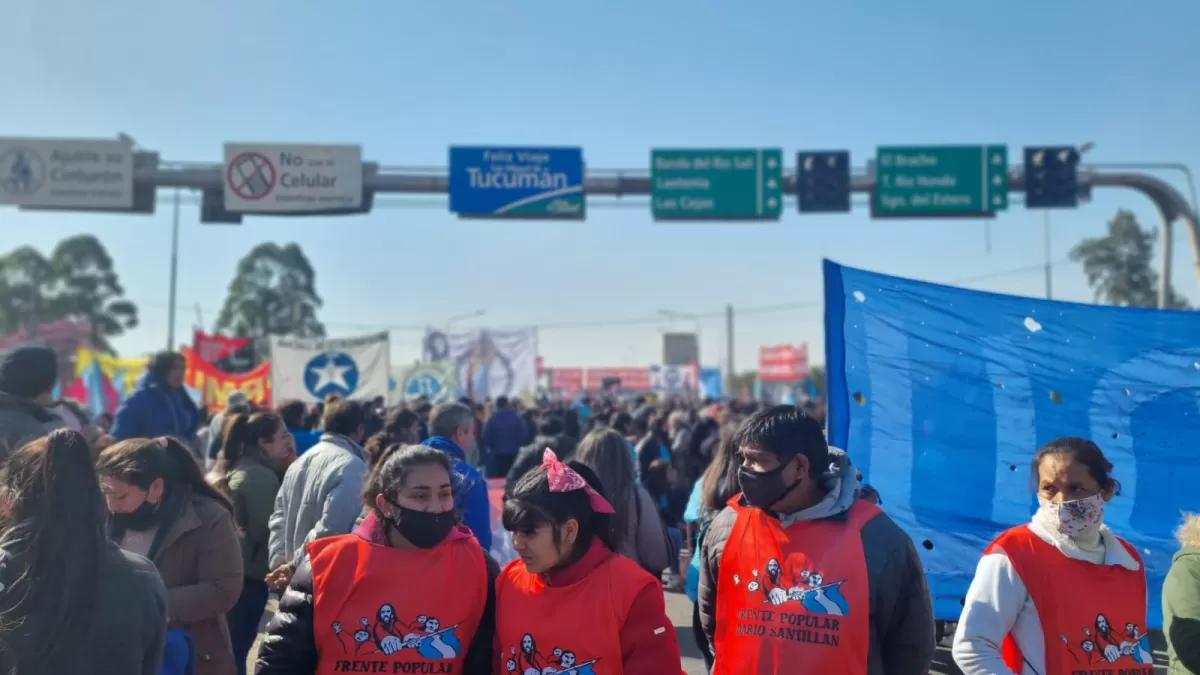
[3,0,1198,373]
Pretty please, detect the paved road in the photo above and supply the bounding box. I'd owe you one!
[252,592,1170,674]
[658,589,1172,675]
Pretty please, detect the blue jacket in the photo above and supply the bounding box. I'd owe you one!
[423,435,492,550]
[110,372,199,441]
[287,427,322,456]
[482,407,525,457]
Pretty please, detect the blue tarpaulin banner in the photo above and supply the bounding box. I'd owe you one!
[824,259,1200,627]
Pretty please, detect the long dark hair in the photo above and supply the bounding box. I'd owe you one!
[363,444,453,509]
[97,437,233,514]
[503,459,615,564]
[573,428,636,550]
[209,412,282,493]
[363,431,397,472]
[0,430,108,674]
[701,422,742,513]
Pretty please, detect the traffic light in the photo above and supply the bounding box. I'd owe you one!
[1024,146,1079,208]
[796,151,851,213]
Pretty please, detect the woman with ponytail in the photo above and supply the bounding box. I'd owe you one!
[209,412,295,675]
[496,450,685,675]
[0,429,168,675]
[98,436,243,675]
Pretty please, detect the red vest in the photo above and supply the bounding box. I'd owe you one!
[494,553,655,675]
[309,533,487,675]
[713,497,879,675]
[984,525,1153,675]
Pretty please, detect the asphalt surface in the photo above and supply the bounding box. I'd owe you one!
[252,592,1172,674]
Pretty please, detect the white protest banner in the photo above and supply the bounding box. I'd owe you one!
[423,327,538,400]
[269,331,390,403]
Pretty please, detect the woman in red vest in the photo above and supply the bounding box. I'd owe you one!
[496,449,684,675]
[953,436,1153,675]
[256,443,498,675]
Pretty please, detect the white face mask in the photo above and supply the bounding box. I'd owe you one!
[1034,493,1106,539]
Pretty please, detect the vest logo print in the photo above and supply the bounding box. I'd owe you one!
[1060,615,1153,668]
[741,557,850,616]
[331,603,462,660]
[730,556,847,648]
[503,633,598,675]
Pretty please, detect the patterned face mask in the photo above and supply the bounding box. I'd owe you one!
[1034,493,1106,539]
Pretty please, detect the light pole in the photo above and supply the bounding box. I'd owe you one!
[658,309,702,362]
[445,309,486,332]
[167,187,180,349]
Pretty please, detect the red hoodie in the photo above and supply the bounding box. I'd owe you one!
[530,539,685,675]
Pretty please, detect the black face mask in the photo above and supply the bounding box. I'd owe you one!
[738,462,802,510]
[388,503,457,549]
[113,500,159,532]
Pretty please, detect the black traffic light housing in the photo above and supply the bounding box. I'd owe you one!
[1024,146,1079,209]
[796,151,851,213]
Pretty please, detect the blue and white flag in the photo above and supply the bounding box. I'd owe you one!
[824,259,1200,627]
[269,331,390,404]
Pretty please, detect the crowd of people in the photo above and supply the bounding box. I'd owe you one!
[0,342,1198,674]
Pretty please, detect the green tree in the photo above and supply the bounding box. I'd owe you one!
[0,237,139,349]
[1070,209,1189,308]
[49,234,139,352]
[215,242,326,341]
[0,246,59,335]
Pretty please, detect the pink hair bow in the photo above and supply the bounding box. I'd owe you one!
[541,448,616,514]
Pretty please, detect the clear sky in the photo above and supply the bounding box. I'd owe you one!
[3,0,1198,374]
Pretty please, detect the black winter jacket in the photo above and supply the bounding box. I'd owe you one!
[255,544,500,675]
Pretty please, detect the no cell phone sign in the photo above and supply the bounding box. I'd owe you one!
[227,152,276,200]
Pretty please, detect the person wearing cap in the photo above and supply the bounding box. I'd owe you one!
[0,343,64,455]
[110,351,200,443]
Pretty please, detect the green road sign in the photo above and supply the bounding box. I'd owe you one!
[874,145,1008,218]
[651,148,783,220]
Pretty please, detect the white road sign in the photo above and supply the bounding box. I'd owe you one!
[223,143,363,213]
[0,137,134,209]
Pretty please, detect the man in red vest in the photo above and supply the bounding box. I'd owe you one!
[698,405,935,675]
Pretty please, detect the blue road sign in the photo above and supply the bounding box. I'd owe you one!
[449,146,584,219]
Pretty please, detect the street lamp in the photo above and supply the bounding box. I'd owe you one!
[445,309,486,331]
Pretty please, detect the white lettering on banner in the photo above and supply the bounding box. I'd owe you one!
[1085,348,1200,532]
[0,137,133,209]
[223,143,362,213]
[861,313,913,510]
[981,336,1037,527]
